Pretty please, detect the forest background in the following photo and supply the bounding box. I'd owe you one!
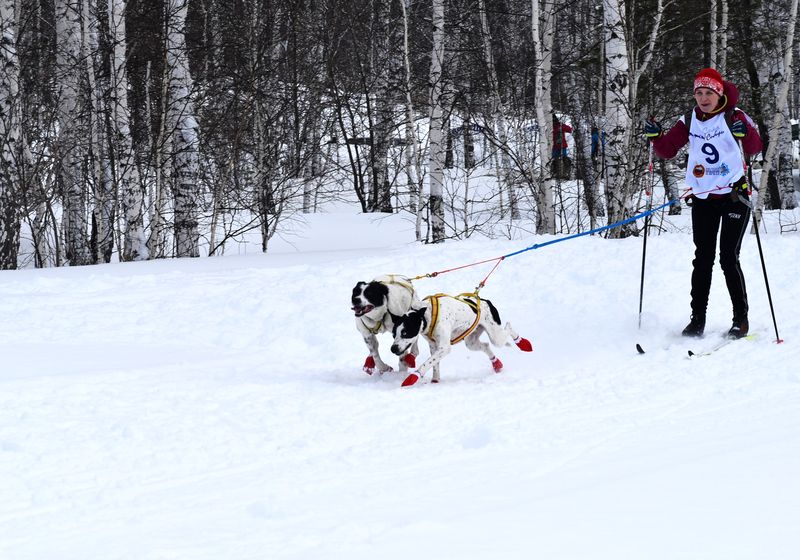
[0,0,798,269]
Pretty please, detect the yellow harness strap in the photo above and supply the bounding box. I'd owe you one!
[424,293,482,344]
[382,274,414,294]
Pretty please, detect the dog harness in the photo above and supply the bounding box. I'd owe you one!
[381,274,415,294]
[424,293,482,345]
[361,318,383,335]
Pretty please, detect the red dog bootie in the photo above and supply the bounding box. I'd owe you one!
[401,372,420,387]
[514,337,533,352]
[403,353,416,368]
[491,357,504,373]
[363,356,376,374]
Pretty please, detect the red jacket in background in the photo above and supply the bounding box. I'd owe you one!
[552,122,572,156]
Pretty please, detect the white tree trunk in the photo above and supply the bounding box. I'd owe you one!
[0,0,20,268]
[165,0,200,257]
[602,0,633,236]
[427,0,447,242]
[83,0,114,263]
[109,0,147,261]
[371,0,393,213]
[710,0,718,67]
[719,0,729,74]
[302,118,322,214]
[56,0,91,265]
[32,199,53,267]
[531,0,555,234]
[756,0,798,212]
[147,59,170,259]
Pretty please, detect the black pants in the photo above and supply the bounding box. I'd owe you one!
[690,194,750,320]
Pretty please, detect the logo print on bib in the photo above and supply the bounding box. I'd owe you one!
[693,164,706,178]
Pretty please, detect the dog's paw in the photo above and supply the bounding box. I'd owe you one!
[491,357,504,373]
[402,353,416,368]
[401,372,420,387]
[514,337,533,352]
[363,356,393,375]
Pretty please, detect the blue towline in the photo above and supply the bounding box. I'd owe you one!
[501,199,677,259]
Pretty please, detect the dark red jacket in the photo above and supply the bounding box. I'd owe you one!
[652,80,763,159]
[552,122,572,149]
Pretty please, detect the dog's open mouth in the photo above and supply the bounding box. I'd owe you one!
[352,304,374,317]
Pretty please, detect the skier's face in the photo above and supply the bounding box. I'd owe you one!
[694,88,721,114]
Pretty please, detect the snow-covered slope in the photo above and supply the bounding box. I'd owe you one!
[1,210,798,559]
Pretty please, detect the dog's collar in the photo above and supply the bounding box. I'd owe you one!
[424,293,482,345]
[360,316,384,334]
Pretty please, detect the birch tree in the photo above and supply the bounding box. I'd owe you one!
[601,0,630,235]
[709,0,730,72]
[110,0,147,261]
[55,0,92,265]
[602,0,664,236]
[369,0,394,213]
[710,0,718,66]
[83,0,115,263]
[0,0,20,268]
[427,0,446,242]
[755,0,798,212]
[531,0,556,234]
[147,60,170,258]
[164,0,200,257]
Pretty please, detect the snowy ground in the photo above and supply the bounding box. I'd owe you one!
[1,208,799,560]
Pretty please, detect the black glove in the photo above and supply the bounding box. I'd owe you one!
[732,175,749,195]
[731,119,746,139]
[644,119,662,140]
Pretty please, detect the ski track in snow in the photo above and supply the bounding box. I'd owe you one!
[1,212,799,559]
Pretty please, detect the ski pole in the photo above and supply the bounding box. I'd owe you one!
[638,140,655,329]
[740,147,783,344]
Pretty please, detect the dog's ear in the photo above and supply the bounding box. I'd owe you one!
[351,282,368,305]
[389,312,403,324]
[352,281,366,296]
[363,281,389,306]
[399,307,425,337]
[389,312,406,337]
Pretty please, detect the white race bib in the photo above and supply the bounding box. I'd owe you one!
[684,111,744,199]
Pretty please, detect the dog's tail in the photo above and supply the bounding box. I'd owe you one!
[505,322,533,352]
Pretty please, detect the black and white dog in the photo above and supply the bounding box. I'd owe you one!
[389,294,532,386]
[351,275,421,375]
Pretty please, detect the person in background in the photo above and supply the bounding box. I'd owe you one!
[591,127,605,160]
[644,67,762,339]
[552,115,572,159]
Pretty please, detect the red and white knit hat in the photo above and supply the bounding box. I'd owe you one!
[694,68,724,96]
